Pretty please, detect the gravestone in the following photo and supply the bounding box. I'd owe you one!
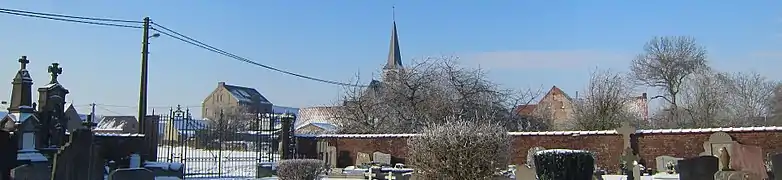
[656,155,683,172]
[526,147,546,170]
[51,128,104,180]
[10,163,51,180]
[373,152,392,165]
[356,152,371,166]
[678,156,719,180]
[773,153,782,180]
[701,132,737,158]
[108,168,154,180]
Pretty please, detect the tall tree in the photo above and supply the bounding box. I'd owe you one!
[630,36,708,126]
[573,69,642,130]
[679,70,731,128]
[723,71,779,126]
[335,56,541,134]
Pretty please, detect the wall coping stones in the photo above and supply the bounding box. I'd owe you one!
[295,126,782,139]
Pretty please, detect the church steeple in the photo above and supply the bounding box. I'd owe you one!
[8,56,35,113]
[383,21,403,71]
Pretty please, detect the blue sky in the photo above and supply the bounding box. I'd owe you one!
[0,0,780,118]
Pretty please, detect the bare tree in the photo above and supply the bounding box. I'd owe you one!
[678,70,731,128]
[769,84,782,126]
[630,36,708,126]
[572,69,641,130]
[723,71,779,126]
[335,56,541,134]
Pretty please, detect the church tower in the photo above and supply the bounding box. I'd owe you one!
[381,20,403,81]
[8,56,35,113]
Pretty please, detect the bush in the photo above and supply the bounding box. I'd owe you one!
[276,159,325,180]
[407,121,511,180]
[533,149,595,180]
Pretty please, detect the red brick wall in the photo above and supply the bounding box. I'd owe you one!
[297,130,782,171]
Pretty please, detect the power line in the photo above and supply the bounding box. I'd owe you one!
[150,22,367,87]
[0,8,142,23]
[0,9,142,29]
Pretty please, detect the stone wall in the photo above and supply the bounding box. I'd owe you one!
[296,128,782,171]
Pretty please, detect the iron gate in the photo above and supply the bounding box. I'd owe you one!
[155,105,296,178]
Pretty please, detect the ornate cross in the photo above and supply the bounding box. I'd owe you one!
[18,56,29,69]
[48,63,62,83]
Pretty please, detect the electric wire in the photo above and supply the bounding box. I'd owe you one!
[0,9,142,29]
[0,8,143,23]
[0,8,366,87]
[150,22,367,87]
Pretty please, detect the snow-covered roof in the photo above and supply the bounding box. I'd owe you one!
[96,116,138,130]
[296,126,782,138]
[295,106,341,129]
[272,105,299,116]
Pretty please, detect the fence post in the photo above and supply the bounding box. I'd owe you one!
[280,114,294,160]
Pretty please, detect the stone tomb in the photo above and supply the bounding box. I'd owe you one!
[678,156,719,180]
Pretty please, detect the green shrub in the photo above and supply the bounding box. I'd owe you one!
[533,149,595,180]
[407,121,511,180]
[276,159,325,180]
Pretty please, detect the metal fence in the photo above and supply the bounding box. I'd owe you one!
[154,105,296,178]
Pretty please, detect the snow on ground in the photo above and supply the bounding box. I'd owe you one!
[156,146,280,178]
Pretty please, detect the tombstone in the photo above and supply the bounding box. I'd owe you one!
[51,129,104,180]
[773,153,782,180]
[356,152,371,166]
[701,132,737,157]
[108,168,154,180]
[656,155,683,172]
[515,165,537,180]
[10,163,51,180]
[678,156,719,180]
[373,151,392,165]
[316,140,337,168]
[526,147,546,170]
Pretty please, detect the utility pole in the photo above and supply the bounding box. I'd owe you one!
[138,17,150,133]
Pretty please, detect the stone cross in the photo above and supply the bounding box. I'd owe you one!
[48,63,62,83]
[19,56,29,69]
[616,122,636,149]
[385,172,396,180]
[365,168,376,179]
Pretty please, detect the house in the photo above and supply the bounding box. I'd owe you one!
[515,86,576,130]
[296,122,337,134]
[94,116,138,133]
[201,82,272,121]
[158,115,208,143]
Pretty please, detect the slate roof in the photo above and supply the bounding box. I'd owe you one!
[96,116,138,130]
[221,83,271,104]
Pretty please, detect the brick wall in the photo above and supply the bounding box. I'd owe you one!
[297,129,782,171]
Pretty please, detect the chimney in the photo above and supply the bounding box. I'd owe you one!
[218,82,226,86]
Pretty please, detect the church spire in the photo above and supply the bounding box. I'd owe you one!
[383,12,403,70]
